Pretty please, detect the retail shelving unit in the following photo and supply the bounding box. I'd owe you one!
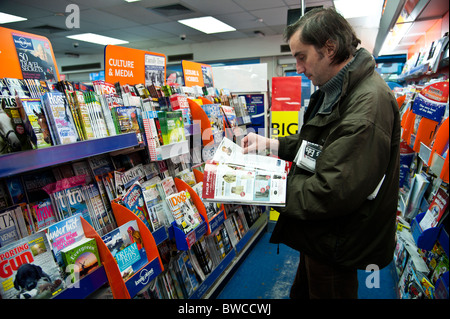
[180,97,269,299]
[394,43,449,298]
[0,25,269,299]
[0,133,139,178]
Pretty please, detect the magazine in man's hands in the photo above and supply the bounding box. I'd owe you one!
[203,137,287,206]
[212,137,286,173]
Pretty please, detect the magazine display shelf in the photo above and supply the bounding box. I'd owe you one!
[397,63,430,82]
[189,246,236,299]
[188,97,214,147]
[192,168,227,235]
[411,212,445,252]
[106,202,164,299]
[168,177,208,250]
[158,139,190,161]
[0,132,139,179]
[196,212,268,299]
[53,217,109,299]
[411,212,449,299]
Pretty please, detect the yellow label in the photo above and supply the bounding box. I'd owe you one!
[271,111,299,138]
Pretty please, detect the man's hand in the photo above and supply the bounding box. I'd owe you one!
[241,132,278,155]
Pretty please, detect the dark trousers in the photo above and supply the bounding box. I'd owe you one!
[290,253,358,299]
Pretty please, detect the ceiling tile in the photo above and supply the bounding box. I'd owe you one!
[0,2,52,19]
[79,8,140,28]
[151,21,204,36]
[120,26,174,39]
[250,7,288,26]
[101,4,170,25]
[182,0,243,15]
[234,0,283,11]
[217,12,264,29]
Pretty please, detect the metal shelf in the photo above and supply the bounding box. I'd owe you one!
[0,133,139,178]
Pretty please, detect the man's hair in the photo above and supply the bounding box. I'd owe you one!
[284,7,361,65]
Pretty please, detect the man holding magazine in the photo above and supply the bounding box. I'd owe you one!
[241,8,400,299]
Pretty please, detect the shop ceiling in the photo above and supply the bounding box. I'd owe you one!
[1,0,448,60]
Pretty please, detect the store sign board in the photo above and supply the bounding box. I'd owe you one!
[271,76,302,111]
[182,60,204,87]
[104,45,166,86]
[0,26,60,81]
[181,60,214,88]
[271,111,299,138]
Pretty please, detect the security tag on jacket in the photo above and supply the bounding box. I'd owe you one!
[294,140,322,173]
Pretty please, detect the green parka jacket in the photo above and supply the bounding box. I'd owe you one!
[270,48,400,270]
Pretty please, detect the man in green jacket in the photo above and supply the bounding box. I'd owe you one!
[242,8,400,299]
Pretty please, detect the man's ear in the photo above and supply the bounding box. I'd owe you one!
[324,39,337,58]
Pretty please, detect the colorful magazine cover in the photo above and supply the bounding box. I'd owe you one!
[121,182,152,231]
[101,220,148,281]
[60,237,101,283]
[0,231,65,299]
[20,98,53,148]
[11,33,58,81]
[166,190,203,234]
[41,92,80,145]
[44,214,85,267]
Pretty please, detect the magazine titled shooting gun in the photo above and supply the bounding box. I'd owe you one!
[202,137,287,206]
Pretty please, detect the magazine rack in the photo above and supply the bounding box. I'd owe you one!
[105,202,164,298]
[411,212,444,252]
[0,132,139,179]
[192,168,227,235]
[168,178,208,250]
[411,212,449,298]
[53,216,109,299]
[188,97,214,146]
[427,116,449,183]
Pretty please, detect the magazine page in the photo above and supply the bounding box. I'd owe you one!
[203,161,286,206]
[212,137,286,173]
[203,137,287,206]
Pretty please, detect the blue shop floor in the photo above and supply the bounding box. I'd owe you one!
[216,231,398,299]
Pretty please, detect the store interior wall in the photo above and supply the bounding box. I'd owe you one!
[55,34,289,87]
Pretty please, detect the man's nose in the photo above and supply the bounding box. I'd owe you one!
[296,63,305,74]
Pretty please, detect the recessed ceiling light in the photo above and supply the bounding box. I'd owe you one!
[66,33,129,45]
[178,16,236,34]
[124,0,141,2]
[0,12,27,24]
[333,0,383,19]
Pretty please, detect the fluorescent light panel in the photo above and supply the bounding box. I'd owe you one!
[334,0,382,19]
[66,33,129,45]
[178,16,235,34]
[0,12,27,24]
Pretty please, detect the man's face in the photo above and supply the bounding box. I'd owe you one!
[289,29,334,87]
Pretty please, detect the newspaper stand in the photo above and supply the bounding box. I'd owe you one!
[53,217,109,299]
[192,168,227,235]
[168,178,208,250]
[103,202,164,299]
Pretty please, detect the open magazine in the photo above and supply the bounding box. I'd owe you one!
[202,137,287,206]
